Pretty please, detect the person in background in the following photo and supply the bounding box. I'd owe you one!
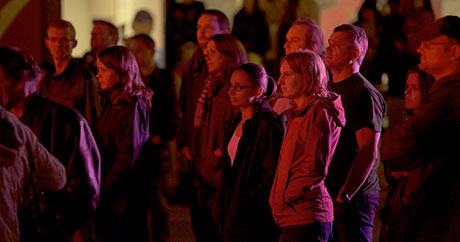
[126,33,178,242]
[188,33,247,241]
[40,20,100,128]
[270,50,345,242]
[82,20,118,75]
[175,9,229,242]
[273,17,325,115]
[380,15,460,242]
[0,45,101,241]
[379,66,433,242]
[217,63,285,242]
[403,66,434,117]
[0,46,66,242]
[94,46,153,242]
[232,0,270,63]
[325,24,386,242]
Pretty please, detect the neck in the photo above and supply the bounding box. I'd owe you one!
[432,64,460,81]
[140,63,156,78]
[53,57,71,76]
[9,94,32,119]
[240,105,255,121]
[294,95,312,109]
[331,64,359,83]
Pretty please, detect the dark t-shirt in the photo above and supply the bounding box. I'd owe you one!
[326,73,386,198]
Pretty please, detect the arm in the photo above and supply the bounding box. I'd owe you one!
[102,101,149,193]
[284,106,340,203]
[25,126,66,191]
[337,127,380,202]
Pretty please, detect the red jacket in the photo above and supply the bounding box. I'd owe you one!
[269,94,345,227]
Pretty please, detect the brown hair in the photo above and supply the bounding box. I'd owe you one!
[281,49,332,99]
[97,46,153,108]
[333,24,368,65]
[208,34,248,80]
[47,19,76,40]
[0,46,41,89]
[200,9,230,32]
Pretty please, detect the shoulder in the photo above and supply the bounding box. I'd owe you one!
[39,96,84,124]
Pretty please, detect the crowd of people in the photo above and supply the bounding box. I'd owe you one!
[0,2,460,242]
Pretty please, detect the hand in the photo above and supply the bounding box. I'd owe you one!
[178,146,193,172]
[213,148,222,157]
[151,136,161,145]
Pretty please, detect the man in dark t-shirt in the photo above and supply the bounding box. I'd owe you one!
[325,24,386,242]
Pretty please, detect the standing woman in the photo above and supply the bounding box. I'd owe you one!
[189,33,248,241]
[217,63,286,242]
[269,50,345,242]
[379,66,434,242]
[94,46,153,241]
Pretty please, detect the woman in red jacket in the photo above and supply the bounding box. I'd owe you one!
[269,50,345,242]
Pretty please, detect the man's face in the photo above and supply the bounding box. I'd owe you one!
[325,31,357,71]
[0,66,18,108]
[127,39,154,68]
[417,35,455,78]
[284,24,311,55]
[196,14,224,49]
[91,23,113,54]
[45,27,76,60]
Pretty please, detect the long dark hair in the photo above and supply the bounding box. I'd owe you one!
[208,34,248,81]
[232,63,277,103]
[98,46,153,108]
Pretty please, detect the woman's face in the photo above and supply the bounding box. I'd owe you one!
[228,69,261,108]
[278,61,305,100]
[205,40,227,74]
[96,59,120,90]
[405,72,423,111]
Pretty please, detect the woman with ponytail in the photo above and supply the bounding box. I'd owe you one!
[269,50,345,242]
[217,63,286,242]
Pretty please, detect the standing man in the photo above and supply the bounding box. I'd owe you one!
[41,20,100,127]
[82,20,118,75]
[127,33,178,242]
[176,9,229,242]
[0,48,66,242]
[0,46,99,241]
[325,24,386,242]
[273,17,325,114]
[381,16,460,242]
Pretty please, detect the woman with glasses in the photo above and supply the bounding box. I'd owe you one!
[190,33,247,241]
[94,46,153,241]
[217,63,286,242]
[269,50,345,242]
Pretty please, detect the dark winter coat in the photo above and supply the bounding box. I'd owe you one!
[217,101,286,242]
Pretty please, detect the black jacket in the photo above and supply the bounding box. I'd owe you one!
[95,91,150,214]
[217,101,286,242]
[20,94,101,234]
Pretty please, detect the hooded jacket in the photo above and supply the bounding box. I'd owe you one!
[217,101,286,242]
[269,93,345,227]
[0,107,66,242]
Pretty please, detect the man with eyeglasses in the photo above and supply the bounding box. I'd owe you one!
[41,20,100,127]
[380,15,460,241]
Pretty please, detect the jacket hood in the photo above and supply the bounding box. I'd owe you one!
[321,92,346,128]
[0,107,26,166]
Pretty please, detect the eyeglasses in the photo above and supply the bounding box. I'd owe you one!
[227,84,259,92]
[420,41,451,49]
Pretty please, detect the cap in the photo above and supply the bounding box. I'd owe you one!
[410,15,460,42]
